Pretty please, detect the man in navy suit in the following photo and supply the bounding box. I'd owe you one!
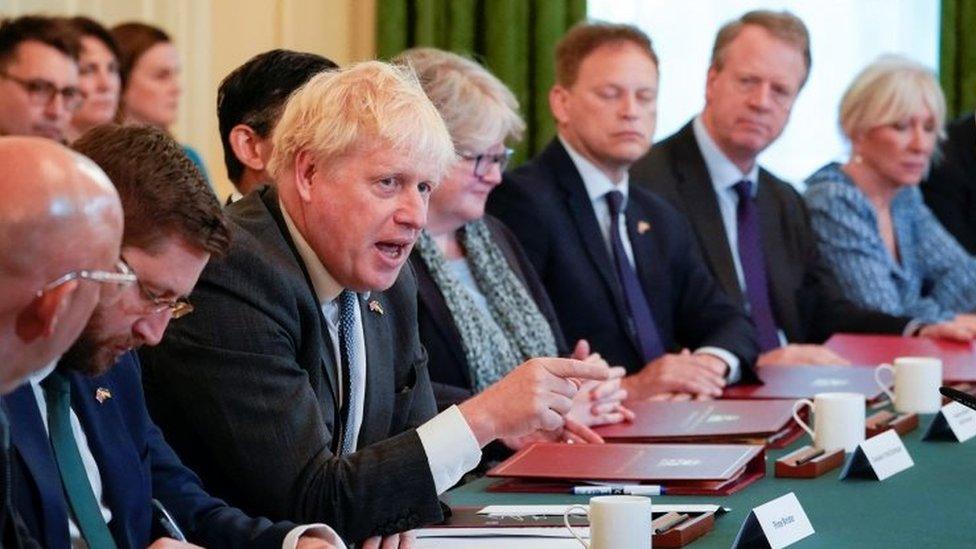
[3,125,342,549]
[488,22,758,401]
[0,137,128,549]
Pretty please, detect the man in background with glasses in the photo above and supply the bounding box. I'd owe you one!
[0,136,126,548]
[0,16,82,143]
[4,125,342,548]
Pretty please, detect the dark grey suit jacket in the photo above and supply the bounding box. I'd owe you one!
[140,187,443,542]
[630,121,911,343]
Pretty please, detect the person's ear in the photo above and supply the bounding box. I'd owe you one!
[549,85,571,126]
[15,280,79,342]
[704,66,720,105]
[228,125,267,172]
[292,149,318,203]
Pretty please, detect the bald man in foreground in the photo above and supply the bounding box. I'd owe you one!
[0,137,128,547]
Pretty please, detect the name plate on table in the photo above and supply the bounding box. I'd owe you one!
[732,492,814,549]
[840,430,914,481]
[924,402,976,442]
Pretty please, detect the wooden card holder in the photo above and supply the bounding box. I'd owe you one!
[865,410,919,438]
[774,445,844,478]
[653,511,715,548]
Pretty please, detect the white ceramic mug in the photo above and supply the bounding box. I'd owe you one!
[563,495,652,549]
[792,392,865,452]
[875,356,943,413]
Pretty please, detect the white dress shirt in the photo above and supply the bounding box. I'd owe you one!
[29,363,345,549]
[559,135,742,381]
[280,203,481,495]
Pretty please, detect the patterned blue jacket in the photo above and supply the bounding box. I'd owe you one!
[804,162,976,323]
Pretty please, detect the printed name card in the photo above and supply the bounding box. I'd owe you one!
[924,401,976,442]
[840,429,914,481]
[732,492,814,549]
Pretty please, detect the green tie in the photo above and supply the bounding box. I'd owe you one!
[41,372,118,549]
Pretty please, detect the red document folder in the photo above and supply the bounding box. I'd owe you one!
[594,400,803,448]
[721,365,885,401]
[825,333,976,382]
[486,442,765,496]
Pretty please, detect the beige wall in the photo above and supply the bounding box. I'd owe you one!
[1,0,376,198]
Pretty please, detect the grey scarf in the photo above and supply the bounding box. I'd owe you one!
[416,220,558,391]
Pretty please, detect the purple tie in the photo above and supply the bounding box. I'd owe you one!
[734,180,780,352]
[606,190,665,362]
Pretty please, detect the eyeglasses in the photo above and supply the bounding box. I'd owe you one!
[460,148,514,178]
[120,257,195,320]
[0,71,85,111]
[37,260,138,302]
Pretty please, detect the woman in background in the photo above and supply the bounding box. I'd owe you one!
[111,21,209,181]
[399,48,632,450]
[65,17,120,142]
[805,55,976,327]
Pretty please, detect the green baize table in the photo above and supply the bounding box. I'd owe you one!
[432,414,976,548]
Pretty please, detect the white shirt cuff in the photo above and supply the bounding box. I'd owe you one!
[416,404,482,494]
[695,346,741,383]
[283,524,347,549]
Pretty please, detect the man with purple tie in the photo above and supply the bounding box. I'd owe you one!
[629,10,974,368]
[488,22,758,400]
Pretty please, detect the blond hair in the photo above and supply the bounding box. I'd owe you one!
[839,55,946,140]
[396,47,525,154]
[268,60,455,182]
[712,10,811,87]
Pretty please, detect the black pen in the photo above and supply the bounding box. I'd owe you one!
[940,386,976,411]
[152,498,187,542]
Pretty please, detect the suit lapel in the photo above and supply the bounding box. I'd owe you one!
[625,197,669,347]
[669,124,743,302]
[546,142,634,349]
[358,293,392,446]
[4,385,69,548]
[257,189,341,411]
[69,372,142,548]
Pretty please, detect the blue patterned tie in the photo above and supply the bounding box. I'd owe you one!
[338,290,362,456]
[733,180,780,351]
[606,190,665,362]
[41,372,118,549]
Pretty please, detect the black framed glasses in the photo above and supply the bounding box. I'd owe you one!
[0,71,85,111]
[37,260,137,302]
[120,257,195,320]
[460,148,514,178]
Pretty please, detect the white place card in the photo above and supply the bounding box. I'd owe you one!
[731,492,814,549]
[924,402,976,442]
[840,429,914,481]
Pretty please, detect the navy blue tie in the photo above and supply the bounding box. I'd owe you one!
[605,190,665,362]
[733,180,780,352]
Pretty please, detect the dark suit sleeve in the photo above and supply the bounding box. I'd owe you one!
[665,208,760,374]
[487,173,554,278]
[140,238,443,542]
[111,360,293,549]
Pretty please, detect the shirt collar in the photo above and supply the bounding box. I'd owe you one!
[558,134,630,205]
[28,360,59,386]
[693,114,760,196]
[280,200,345,305]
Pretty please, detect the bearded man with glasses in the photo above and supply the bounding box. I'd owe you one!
[3,125,343,549]
[0,16,82,143]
